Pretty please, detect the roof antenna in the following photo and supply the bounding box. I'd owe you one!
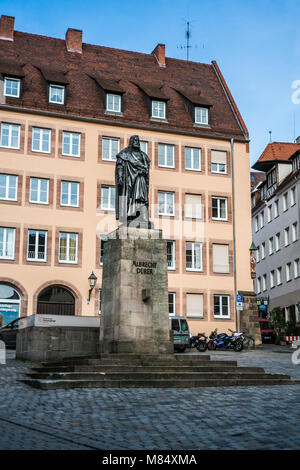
[177,21,192,61]
[269,130,272,143]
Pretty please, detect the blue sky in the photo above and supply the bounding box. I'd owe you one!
[1,0,300,166]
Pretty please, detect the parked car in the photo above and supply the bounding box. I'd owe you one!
[169,315,190,352]
[0,317,26,349]
[259,318,275,343]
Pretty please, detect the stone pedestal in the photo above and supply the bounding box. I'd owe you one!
[100,226,173,355]
[238,290,262,347]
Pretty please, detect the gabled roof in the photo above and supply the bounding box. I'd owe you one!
[0,29,248,140]
[252,142,300,171]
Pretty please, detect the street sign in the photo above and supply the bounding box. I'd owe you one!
[236,294,244,303]
[236,301,244,311]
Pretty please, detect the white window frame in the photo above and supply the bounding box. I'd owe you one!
[212,197,228,221]
[158,191,174,216]
[167,241,176,270]
[277,267,282,285]
[62,131,81,157]
[262,274,267,291]
[270,270,275,289]
[102,137,120,162]
[255,216,259,232]
[284,227,290,246]
[58,232,78,264]
[27,230,47,262]
[0,227,15,260]
[275,233,280,251]
[49,84,65,104]
[158,143,175,168]
[186,241,203,272]
[0,174,18,201]
[213,294,230,319]
[101,186,115,211]
[286,263,292,282]
[60,181,79,207]
[32,127,51,153]
[257,277,261,294]
[259,212,264,228]
[267,205,272,222]
[294,259,300,279]
[140,141,148,153]
[261,242,265,259]
[185,147,201,171]
[268,237,274,255]
[195,106,209,125]
[152,100,166,119]
[291,187,296,206]
[274,200,279,218]
[29,178,49,205]
[283,192,288,211]
[168,292,176,316]
[106,93,121,113]
[4,77,21,98]
[292,222,298,242]
[256,246,260,263]
[0,123,20,149]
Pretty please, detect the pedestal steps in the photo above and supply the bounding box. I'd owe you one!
[21,353,300,390]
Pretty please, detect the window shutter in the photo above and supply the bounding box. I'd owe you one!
[211,150,227,164]
[185,194,202,218]
[186,293,203,317]
[213,244,229,273]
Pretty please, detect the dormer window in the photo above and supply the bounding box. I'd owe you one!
[106,93,121,113]
[195,106,209,125]
[4,77,21,98]
[152,100,166,119]
[49,84,65,104]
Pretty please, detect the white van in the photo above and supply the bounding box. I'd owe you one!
[169,315,190,352]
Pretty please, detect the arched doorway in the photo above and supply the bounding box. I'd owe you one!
[0,284,21,325]
[37,285,75,315]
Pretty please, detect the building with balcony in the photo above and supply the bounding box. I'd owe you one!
[0,15,253,335]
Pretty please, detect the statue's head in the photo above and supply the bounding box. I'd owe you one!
[129,135,140,150]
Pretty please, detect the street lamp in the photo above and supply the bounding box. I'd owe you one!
[87,271,97,303]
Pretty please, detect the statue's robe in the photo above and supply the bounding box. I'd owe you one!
[115,148,150,222]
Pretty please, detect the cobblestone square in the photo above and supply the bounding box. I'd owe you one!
[0,346,299,450]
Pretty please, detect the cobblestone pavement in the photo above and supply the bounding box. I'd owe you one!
[0,345,299,450]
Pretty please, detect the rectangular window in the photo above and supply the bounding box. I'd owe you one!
[185,147,201,171]
[268,237,274,255]
[283,193,288,211]
[49,84,65,104]
[187,293,204,318]
[101,186,115,211]
[167,241,175,270]
[286,263,291,282]
[274,200,279,218]
[211,150,227,174]
[29,178,49,204]
[212,197,228,220]
[291,187,296,206]
[284,227,290,246]
[60,181,79,207]
[152,100,166,119]
[262,274,267,291]
[62,132,81,157]
[186,241,202,271]
[0,227,15,259]
[102,137,120,161]
[277,267,282,285]
[255,216,259,232]
[168,292,176,316]
[267,205,272,222]
[58,232,78,263]
[184,194,202,219]
[158,191,174,216]
[32,127,51,153]
[275,233,280,251]
[4,77,20,98]
[292,222,298,242]
[158,144,174,168]
[100,237,108,265]
[140,141,148,153]
[257,277,261,294]
[294,259,300,278]
[261,242,265,259]
[270,270,275,288]
[0,174,18,201]
[213,295,230,318]
[256,246,260,263]
[195,107,208,125]
[106,93,121,113]
[212,244,229,273]
[259,212,264,228]
[0,123,20,149]
[27,230,47,262]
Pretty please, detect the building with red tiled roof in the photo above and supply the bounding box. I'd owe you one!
[0,15,254,338]
[252,142,300,172]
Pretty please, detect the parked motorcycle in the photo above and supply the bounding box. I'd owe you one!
[189,332,208,352]
[208,328,243,352]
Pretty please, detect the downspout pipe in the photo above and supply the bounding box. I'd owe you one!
[231,138,239,331]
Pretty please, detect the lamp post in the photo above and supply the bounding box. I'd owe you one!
[87,271,97,304]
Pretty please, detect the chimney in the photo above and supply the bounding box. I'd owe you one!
[0,15,15,41]
[152,43,166,67]
[65,28,82,53]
